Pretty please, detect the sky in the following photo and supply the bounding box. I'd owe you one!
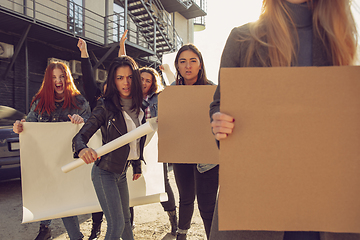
[194,0,360,84]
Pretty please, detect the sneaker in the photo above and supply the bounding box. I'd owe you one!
[34,224,51,240]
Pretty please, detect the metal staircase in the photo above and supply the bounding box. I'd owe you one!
[117,0,182,63]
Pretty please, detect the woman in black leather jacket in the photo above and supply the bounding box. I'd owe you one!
[72,55,145,240]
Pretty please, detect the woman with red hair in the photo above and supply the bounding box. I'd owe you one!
[13,61,91,240]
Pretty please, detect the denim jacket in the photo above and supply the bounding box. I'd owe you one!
[144,92,159,118]
[26,95,91,123]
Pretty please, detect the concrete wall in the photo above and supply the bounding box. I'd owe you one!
[84,1,106,43]
[32,0,68,30]
[1,0,24,14]
[173,12,193,44]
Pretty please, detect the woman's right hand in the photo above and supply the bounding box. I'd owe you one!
[79,148,98,164]
[68,114,84,124]
[120,29,128,46]
[159,64,169,72]
[13,119,26,134]
[77,38,89,58]
[211,112,235,140]
[119,29,128,56]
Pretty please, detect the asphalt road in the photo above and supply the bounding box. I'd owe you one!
[0,169,206,240]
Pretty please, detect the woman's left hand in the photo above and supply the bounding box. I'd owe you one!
[68,114,84,124]
[133,174,141,181]
[211,112,235,140]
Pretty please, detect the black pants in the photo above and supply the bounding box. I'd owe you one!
[173,163,219,239]
[92,211,103,224]
[129,163,176,225]
[284,232,320,240]
[160,163,176,211]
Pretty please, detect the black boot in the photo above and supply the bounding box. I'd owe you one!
[34,224,51,240]
[88,220,102,240]
[167,210,178,236]
[176,233,187,240]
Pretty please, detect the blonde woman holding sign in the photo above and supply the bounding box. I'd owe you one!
[210,0,358,240]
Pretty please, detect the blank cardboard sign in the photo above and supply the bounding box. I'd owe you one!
[219,66,360,233]
[158,85,218,164]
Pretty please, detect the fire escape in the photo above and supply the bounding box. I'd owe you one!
[0,0,206,83]
[115,0,183,66]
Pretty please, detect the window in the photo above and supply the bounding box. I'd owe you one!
[68,0,84,36]
[113,3,125,42]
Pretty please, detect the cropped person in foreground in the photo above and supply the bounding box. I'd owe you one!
[209,0,358,240]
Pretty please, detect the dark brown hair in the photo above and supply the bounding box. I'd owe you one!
[103,56,143,115]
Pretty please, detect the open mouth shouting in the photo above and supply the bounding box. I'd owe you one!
[122,87,130,94]
[52,68,66,97]
[55,83,64,92]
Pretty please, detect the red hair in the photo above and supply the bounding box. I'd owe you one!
[31,62,81,115]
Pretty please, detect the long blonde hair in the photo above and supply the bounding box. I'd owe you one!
[244,0,357,66]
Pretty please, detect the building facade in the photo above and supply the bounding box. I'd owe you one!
[0,0,206,114]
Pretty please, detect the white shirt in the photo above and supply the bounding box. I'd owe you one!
[123,109,144,160]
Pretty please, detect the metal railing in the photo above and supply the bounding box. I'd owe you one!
[194,15,206,30]
[1,0,181,54]
[192,0,206,12]
[2,0,104,41]
[106,11,150,49]
[151,0,183,51]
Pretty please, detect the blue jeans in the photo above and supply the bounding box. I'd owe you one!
[92,165,134,240]
[40,216,83,240]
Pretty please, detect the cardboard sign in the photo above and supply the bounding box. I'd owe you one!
[158,85,219,164]
[219,66,360,233]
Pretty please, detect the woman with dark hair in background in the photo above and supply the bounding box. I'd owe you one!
[139,66,178,235]
[210,0,359,240]
[13,61,91,240]
[172,43,219,240]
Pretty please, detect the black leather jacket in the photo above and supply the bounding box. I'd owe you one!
[72,98,146,175]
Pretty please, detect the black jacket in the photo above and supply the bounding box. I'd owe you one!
[72,97,146,175]
[81,58,102,111]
